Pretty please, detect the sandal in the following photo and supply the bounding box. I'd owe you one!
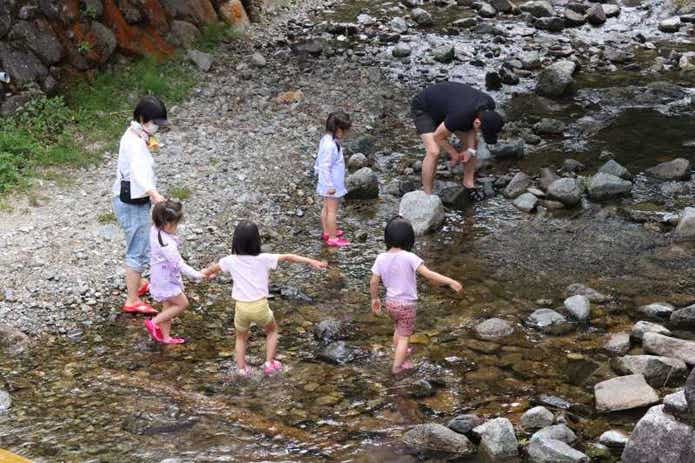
[263,360,283,376]
[144,319,163,342]
[160,337,186,345]
[321,230,344,240]
[393,360,415,375]
[122,301,158,315]
[326,237,350,248]
[238,366,252,377]
[137,281,150,298]
[467,187,486,202]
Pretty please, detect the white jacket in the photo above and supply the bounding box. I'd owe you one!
[112,121,156,199]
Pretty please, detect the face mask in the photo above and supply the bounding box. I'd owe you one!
[143,121,159,135]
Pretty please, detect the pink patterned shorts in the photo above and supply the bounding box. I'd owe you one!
[386,300,417,337]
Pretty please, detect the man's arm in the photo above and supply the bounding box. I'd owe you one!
[433,122,460,159]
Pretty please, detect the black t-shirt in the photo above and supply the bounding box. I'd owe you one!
[416,82,495,133]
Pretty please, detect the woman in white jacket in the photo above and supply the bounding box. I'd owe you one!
[112,96,168,315]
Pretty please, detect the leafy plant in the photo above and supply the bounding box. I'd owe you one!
[169,185,192,200]
[97,212,117,224]
[78,41,92,55]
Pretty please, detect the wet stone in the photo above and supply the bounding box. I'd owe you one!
[392,43,412,58]
[122,409,199,435]
[533,395,572,411]
[536,60,576,98]
[535,16,566,32]
[599,159,632,179]
[402,423,475,456]
[594,374,660,412]
[313,318,348,344]
[621,405,695,462]
[475,318,514,340]
[631,320,671,341]
[432,44,455,63]
[399,191,445,235]
[599,430,629,449]
[588,173,632,201]
[531,424,577,444]
[663,389,687,416]
[639,302,674,319]
[513,192,538,213]
[527,438,589,463]
[521,406,555,430]
[564,295,590,321]
[675,207,695,241]
[586,4,606,25]
[345,167,379,199]
[646,158,690,181]
[0,390,11,414]
[490,139,525,159]
[448,414,484,435]
[643,332,695,366]
[610,355,687,387]
[440,186,471,210]
[520,0,554,17]
[473,418,519,460]
[604,332,630,356]
[504,171,532,198]
[534,118,566,135]
[564,8,586,26]
[526,308,573,335]
[318,341,358,365]
[486,71,503,90]
[411,8,433,26]
[658,17,681,32]
[566,284,610,303]
[670,304,695,329]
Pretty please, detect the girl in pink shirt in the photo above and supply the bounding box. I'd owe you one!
[205,221,327,377]
[370,217,462,374]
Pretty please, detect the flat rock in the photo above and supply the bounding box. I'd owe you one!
[475,318,514,340]
[473,418,519,460]
[604,332,631,356]
[599,159,632,179]
[564,295,591,321]
[526,309,573,335]
[402,423,475,456]
[521,406,555,430]
[643,332,695,366]
[621,405,695,462]
[610,355,687,387]
[674,207,695,241]
[399,191,445,235]
[490,139,525,159]
[638,302,674,319]
[599,430,629,449]
[671,304,695,329]
[588,173,632,201]
[646,158,690,180]
[527,438,589,463]
[565,284,610,303]
[594,374,659,412]
[531,424,577,444]
[513,192,539,213]
[504,171,532,198]
[631,321,671,341]
[448,414,484,435]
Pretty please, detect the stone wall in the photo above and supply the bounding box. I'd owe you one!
[0,0,251,113]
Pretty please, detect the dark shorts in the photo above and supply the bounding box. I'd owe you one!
[411,94,441,135]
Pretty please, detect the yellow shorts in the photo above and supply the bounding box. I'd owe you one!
[234,298,275,332]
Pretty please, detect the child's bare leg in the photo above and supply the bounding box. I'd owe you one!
[235,330,249,370]
[392,331,398,350]
[152,294,188,339]
[264,322,279,364]
[325,198,339,240]
[320,203,328,235]
[393,335,410,373]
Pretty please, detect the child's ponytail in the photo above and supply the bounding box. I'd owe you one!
[326,111,352,138]
[152,200,184,247]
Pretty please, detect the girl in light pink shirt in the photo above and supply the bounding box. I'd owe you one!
[205,221,327,377]
[370,217,462,374]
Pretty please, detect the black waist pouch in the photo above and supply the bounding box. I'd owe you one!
[120,180,150,205]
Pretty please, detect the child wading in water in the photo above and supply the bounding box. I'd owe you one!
[144,200,204,344]
[370,217,462,374]
[315,111,352,248]
[205,221,327,376]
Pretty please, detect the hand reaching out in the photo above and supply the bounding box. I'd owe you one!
[450,280,463,293]
[310,259,328,270]
[371,298,382,315]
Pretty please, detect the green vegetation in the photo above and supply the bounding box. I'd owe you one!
[0,22,241,196]
[196,23,244,52]
[97,212,117,224]
[168,185,192,200]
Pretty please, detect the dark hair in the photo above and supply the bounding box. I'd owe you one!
[152,200,183,246]
[326,111,352,137]
[384,216,415,251]
[133,95,167,124]
[232,220,262,256]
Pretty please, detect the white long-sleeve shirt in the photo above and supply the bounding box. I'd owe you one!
[314,134,347,198]
[112,121,156,199]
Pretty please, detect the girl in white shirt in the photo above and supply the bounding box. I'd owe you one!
[204,221,327,377]
[314,112,352,248]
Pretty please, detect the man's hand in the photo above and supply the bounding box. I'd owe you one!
[371,298,382,314]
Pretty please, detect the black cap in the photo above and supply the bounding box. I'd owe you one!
[133,95,169,126]
[480,110,504,145]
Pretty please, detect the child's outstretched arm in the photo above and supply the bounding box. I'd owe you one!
[369,274,382,314]
[201,262,222,280]
[160,240,203,281]
[278,254,327,269]
[417,264,463,293]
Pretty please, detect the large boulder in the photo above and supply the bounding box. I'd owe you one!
[531,424,577,444]
[646,158,690,180]
[504,171,532,198]
[9,20,64,65]
[547,178,582,206]
[586,4,606,25]
[610,355,687,387]
[526,309,573,335]
[599,160,632,180]
[671,304,695,329]
[160,0,219,26]
[473,418,519,460]
[643,332,695,366]
[621,405,695,462]
[399,191,445,235]
[564,295,590,321]
[0,43,48,85]
[219,0,251,30]
[527,438,589,463]
[520,0,554,17]
[594,374,660,412]
[345,167,379,200]
[536,60,576,98]
[587,173,632,201]
[674,207,695,241]
[402,423,475,456]
[631,320,671,341]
